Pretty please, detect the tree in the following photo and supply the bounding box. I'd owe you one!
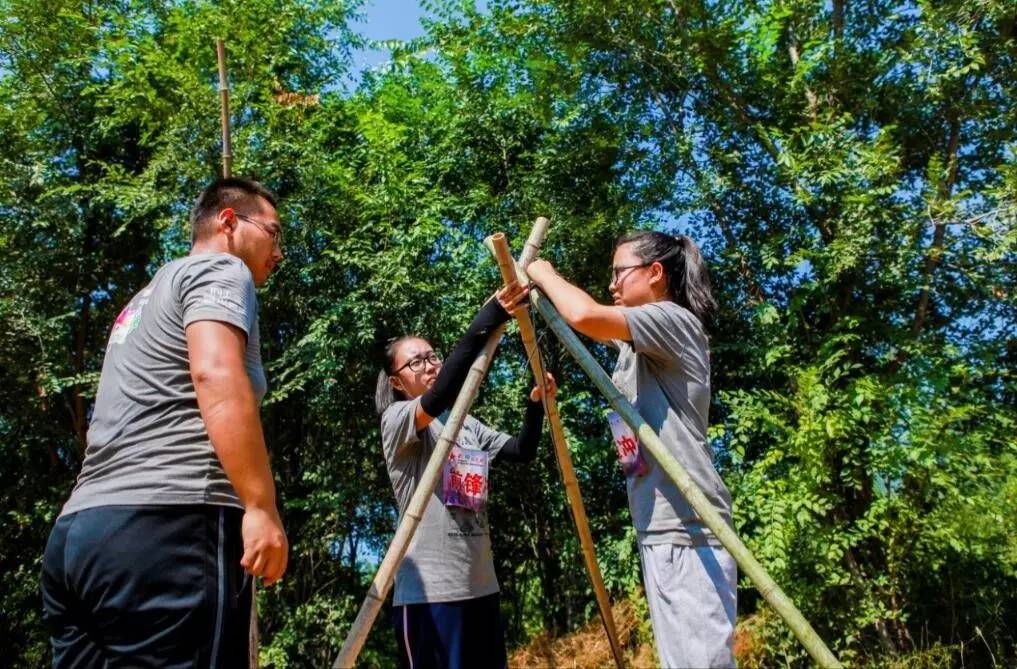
[1,0,1013,666]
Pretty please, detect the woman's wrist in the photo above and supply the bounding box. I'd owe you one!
[478,294,511,326]
[526,259,553,288]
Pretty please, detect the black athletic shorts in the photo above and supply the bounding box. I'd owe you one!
[41,504,251,668]
[392,592,507,669]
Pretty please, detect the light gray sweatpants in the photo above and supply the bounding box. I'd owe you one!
[639,543,738,668]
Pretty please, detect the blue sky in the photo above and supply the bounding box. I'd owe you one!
[348,0,431,77]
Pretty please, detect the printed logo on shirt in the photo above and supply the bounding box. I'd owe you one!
[201,286,245,316]
[108,288,152,348]
[442,444,490,514]
[447,506,488,538]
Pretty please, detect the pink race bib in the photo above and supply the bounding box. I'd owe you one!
[608,411,649,477]
[442,444,490,513]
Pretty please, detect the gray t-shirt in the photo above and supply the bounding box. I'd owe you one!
[381,397,511,605]
[62,253,266,516]
[612,301,732,546]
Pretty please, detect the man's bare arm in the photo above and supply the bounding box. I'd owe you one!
[186,320,288,585]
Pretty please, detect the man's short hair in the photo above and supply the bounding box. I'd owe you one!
[190,178,278,244]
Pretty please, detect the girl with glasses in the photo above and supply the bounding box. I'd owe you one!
[375,282,556,669]
[527,231,735,669]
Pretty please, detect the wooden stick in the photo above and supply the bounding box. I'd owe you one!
[215,37,253,667]
[485,231,625,668]
[216,38,233,178]
[523,281,843,669]
[332,224,551,669]
[248,581,258,669]
[520,216,550,266]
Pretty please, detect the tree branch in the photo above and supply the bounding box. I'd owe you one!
[787,37,819,121]
[910,115,962,338]
[647,85,767,306]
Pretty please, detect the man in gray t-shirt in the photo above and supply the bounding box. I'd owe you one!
[41,178,288,668]
[63,251,267,513]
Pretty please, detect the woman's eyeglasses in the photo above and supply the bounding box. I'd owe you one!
[610,262,650,284]
[393,352,443,374]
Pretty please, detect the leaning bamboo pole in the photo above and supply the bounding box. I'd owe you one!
[216,37,256,667]
[216,38,233,178]
[332,223,550,668]
[520,278,844,669]
[485,230,625,669]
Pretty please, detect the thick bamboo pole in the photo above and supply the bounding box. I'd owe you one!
[332,223,550,668]
[216,37,254,667]
[522,282,843,669]
[485,231,625,669]
[216,38,233,178]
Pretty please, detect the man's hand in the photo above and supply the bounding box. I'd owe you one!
[240,506,289,586]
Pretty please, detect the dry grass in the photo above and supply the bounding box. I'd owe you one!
[512,602,999,668]
[509,599,766,668]
[509,599,656,669]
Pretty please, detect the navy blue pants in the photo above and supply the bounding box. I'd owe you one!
[41,505,251,668]
[392,593,507,669]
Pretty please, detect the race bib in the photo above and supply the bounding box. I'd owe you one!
[608,411,649,477]
[442,444,490,513]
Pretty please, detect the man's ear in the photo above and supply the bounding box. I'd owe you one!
[218,208,237,235]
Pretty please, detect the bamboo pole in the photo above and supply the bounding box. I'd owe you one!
[216,37,255,667]
[485,230,625,669]
[332,223,551,669]
[521,281,843,669]
[248,579,258,669]
[216,38,233,178]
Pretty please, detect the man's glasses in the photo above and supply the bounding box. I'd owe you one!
[610,262,650,284]
[235,213,284,246]
[393,352,443,374]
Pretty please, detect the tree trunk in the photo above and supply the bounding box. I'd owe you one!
[910,116,962,338]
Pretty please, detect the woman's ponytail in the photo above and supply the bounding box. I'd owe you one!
[375,369,398,417]
[671,234,717,327]
[374,336,412,416]
[615,231,717,328]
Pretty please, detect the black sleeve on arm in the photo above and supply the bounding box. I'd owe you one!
[419,298,510,418]
[498,399,545,463]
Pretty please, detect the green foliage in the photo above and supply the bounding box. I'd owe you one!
[1,0,1014,666]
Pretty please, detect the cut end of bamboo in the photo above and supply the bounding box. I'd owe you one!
[489,232,528,288]
[520,217,550,267]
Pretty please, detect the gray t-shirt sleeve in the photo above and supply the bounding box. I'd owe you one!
[620,302,700,365]
[381,398,425,460]
[467,416,512,459]
[179,255,258,336]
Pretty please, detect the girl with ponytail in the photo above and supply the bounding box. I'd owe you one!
[527,231,735,668]
[375,282,557,669]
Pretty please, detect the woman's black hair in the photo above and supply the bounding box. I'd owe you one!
[375,335,419,416]
[615,231,717,327]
